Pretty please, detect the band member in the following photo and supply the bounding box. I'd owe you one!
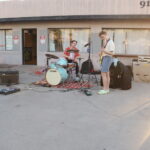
[64,40,80,77]
[98,31,115,95]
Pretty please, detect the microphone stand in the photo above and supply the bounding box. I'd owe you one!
[79,43,92,96]
[87,44,92,89]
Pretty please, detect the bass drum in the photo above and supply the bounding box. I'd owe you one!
[46,67,68,86]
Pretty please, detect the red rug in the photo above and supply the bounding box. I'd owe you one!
[57,82,94,89]
[33,80,94,89]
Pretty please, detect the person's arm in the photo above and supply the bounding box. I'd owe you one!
[64,54,70,59]
[74,51,80,62]
[102,40,115,56]
[64,49,70,59]
[102,49,114,56]
[99,51,103,56]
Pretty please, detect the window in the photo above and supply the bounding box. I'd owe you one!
[6,30,13,50]
[0,30,5,51]
[104,29,150,55]
[48,29,90,52]
[0,30,13,51]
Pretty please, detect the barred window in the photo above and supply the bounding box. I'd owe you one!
[48,28,90,52]
[104,29,150,55]
[0,30,13,51]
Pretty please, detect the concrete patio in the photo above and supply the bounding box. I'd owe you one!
[0,65,150,150]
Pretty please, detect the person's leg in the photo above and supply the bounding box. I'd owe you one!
[98,56,112,94]
[104,56,112,91]
[67,59,73,63]
[74,61,79,76]
[106,72,110,90]
[101,72,107,90]
[98,72,109,94]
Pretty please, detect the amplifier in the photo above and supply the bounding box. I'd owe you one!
[0,70,19,85]
[133,61,150,82]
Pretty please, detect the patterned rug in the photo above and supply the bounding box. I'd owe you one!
[57,81,94,89]
[33,80,94,89]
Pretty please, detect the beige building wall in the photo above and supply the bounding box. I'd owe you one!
[1,19,150,67]
[0,0,149,19]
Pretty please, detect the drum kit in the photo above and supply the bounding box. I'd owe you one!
[44,48,93,96]
[45,53,79,86]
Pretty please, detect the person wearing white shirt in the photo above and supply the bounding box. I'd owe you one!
[98,31,115,95]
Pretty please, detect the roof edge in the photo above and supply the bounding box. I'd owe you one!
[0,15,150,23]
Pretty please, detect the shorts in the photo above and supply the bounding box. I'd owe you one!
[100,56,113,73]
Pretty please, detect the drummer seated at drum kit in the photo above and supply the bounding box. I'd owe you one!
[63,40,80,77]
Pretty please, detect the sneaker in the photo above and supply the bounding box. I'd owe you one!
[97,90,109,95]
[106,89,110,93]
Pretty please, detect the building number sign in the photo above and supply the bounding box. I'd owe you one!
[140,0,150,8]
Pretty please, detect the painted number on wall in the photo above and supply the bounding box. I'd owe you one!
[140,1,150,8]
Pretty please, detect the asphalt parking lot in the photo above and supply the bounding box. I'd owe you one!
[0,65,150,150]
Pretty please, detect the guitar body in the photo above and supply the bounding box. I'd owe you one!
[99,39,110,64]
[99,52,104,64]
[99,55,103,64]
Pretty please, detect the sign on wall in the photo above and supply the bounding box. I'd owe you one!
[38,29,48,52]
[40,35,46,44]
[13,35,19,44]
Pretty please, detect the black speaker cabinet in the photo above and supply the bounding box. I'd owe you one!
[0,70,19,85]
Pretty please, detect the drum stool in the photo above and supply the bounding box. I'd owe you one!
[67,63,76,81]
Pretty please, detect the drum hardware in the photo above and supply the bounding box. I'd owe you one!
[50,70,57,72]
[85,43,95,88]
[67,63,77,81]
[84,43,90,47]
[77,57,84,71]
[45,53,59,59]
[78,43,93,95]
[66,49,79,53]
[45,53,59,68]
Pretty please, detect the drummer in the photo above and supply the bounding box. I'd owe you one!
[64,40,80,77]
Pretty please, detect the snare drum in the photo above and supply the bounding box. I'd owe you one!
[67,63,76,69]
[46,67,68,86]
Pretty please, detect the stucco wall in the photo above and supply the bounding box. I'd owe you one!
[0,19,150,68]
[0,0,149,19]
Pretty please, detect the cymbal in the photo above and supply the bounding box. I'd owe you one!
[66,49,79,52]
[45,53,59,59]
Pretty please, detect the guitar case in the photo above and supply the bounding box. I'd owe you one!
[101,61,132,90]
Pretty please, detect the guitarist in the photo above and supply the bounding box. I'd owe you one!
[98,31,115,95]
